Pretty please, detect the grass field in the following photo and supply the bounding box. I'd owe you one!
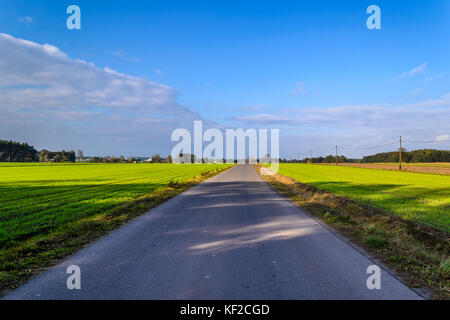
[0,163,230,247]
[274,164,450,232]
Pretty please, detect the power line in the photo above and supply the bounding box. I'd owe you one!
[300,136,449,161]
[357,141,399,150]
[403,140,450,143]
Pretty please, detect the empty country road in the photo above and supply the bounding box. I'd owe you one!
[3,165,422,300]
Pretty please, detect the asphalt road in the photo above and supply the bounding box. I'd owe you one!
[4,165,422,299]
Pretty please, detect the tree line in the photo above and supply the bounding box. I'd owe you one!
[0,140,77,163]
[281,155,353,164]
[1,139,449,164]
[361,149,450,163]
[89,156,136,163]
[0,140,38,162]
[39,150,76,162]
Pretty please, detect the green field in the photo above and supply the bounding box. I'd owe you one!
[274,164,450,232]
[0,163,230,247]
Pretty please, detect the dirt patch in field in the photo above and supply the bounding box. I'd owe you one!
[324,163,450,175]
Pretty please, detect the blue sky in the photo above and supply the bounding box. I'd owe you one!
[1,0,449,158]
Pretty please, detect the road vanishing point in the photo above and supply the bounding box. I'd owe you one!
[4,165,422,300]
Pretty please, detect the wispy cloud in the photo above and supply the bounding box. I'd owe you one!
[18,16,33,24]
[233,113,293,124]
[410,87,424,96]
[237,104,270,112]
[290,82,308,97]
[231,95,450,142]
[154,69,164,75]
[435,134,450,142]
[231,97,450,158]
[424,73,446,83]
[391,62,428,82]
[106,50,140,62]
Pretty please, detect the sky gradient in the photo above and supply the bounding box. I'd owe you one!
[1,0,449,158]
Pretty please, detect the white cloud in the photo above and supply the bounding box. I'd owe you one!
[154,69,164,75]
[234,114,292,124]
[290,82,308,97]
[237,104,270,112]
[106,50,140,62]
[19,16,33,24]
[232,96,450,149]
[0,33,204,156]
[410,87,424,96]
[435,134,450,142]
[391,62,428,81]
[234,100,450,158]
[424,73,446,83]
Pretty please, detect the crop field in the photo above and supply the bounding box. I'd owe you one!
[0,163,230,247]
[275,164,450,232]
[322,162,450,175]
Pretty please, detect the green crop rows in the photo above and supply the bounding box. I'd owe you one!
[274,164,450,232]
[0,163,230,247]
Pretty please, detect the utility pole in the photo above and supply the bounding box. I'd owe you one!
[335,145,338,166]
[310,150,313,164]
[399,136,402,171]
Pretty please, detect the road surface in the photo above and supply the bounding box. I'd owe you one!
[4,165,422,299]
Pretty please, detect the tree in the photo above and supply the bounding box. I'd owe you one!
[167,155,172,163]
[38,149,75,163]
[0,140,38,162]
[151,154,162,163]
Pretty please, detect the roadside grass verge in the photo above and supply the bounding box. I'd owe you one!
[0,166,231,296]
[255,164,450,299]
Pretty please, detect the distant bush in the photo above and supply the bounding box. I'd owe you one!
[39,150,76,163]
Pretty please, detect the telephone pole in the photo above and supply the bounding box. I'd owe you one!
[310,150,313,164]
[335,145,338,166]
[399,136,402,171]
